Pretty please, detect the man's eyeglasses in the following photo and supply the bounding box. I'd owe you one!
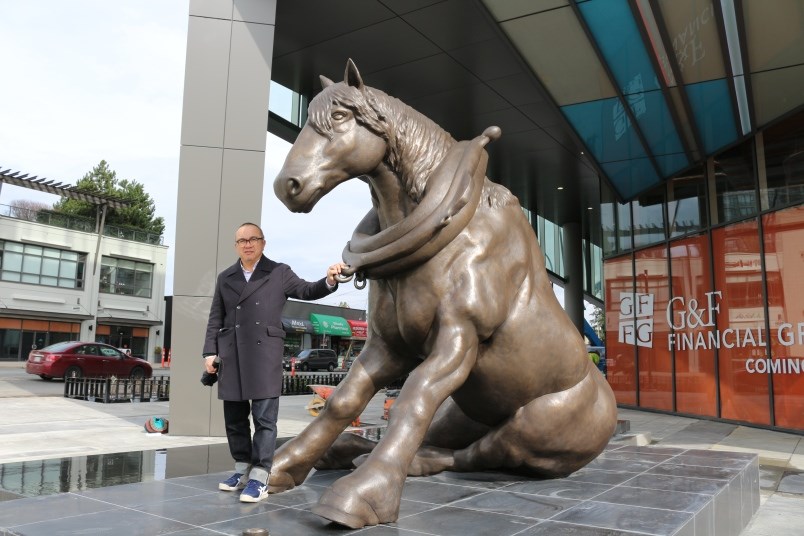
[235,236,264,246]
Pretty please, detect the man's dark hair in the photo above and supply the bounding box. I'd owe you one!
[238,222,264,236]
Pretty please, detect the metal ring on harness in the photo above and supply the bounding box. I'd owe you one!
[334,266,367,290]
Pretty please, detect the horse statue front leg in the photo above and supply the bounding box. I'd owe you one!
[268,336,409,493]
[312,319,479,528]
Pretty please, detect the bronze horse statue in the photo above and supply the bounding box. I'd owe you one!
[272,59,617,529]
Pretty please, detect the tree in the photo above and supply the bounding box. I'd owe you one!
[53,160,165,235]
[338,301,350,308]
[9,199,50,221]
[590,305,606,344]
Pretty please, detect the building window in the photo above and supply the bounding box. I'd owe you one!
[668,166,708,237]
[0,240,85,289]
[632,188,667,248]
[761,111,804,210]
[714,139,757,224]
[99,257,153,298]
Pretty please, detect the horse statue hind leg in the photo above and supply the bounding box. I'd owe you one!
[271,58,618,529]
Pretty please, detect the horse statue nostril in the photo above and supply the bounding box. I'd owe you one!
[287,177,302,196]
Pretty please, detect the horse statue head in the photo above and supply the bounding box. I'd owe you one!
[271,59,617,530]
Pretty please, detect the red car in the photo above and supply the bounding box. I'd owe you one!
[25,341,153,380]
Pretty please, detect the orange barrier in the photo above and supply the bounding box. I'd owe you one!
[161,348,171,368]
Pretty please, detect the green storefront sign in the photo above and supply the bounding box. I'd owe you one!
[309,313,352,337]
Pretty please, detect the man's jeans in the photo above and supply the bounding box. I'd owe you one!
[223,397,280,485]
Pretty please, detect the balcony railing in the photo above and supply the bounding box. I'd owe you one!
[0,204,163,245]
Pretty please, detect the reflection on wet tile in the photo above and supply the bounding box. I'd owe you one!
[613,445,686,456]
[646,463,741,481]
[669,454,752,469]
[599,450,676,464]
[419,470,524,489]
[6,507,192,536]
[401,480,486,504]
[303,469,352,487]
[552,500,693,536]
[565,469,640,486]
[260,484,324,508]
[136,488,283,525]
[397,505,539,536]
[517,520,643,535]
[584,457,662,472]
[623,473,728,495]
[74,480,214,508]
[684,448,756,461]
[594,486,710,512]
[0,493,115,528]
[202,505,363,536]
[500,479,610,500]
[452,490,578,519]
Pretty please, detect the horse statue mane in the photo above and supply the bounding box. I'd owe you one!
[309,73,454,203]
[271,58,618,530]
[306,69,515,282]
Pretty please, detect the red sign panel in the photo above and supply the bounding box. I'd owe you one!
[347,320,368,339]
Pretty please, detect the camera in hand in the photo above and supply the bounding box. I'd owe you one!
[200,360,219,387]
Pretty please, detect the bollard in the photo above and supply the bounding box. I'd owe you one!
[242,529,269,535]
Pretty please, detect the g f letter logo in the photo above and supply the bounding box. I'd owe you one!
[618,292,654,348]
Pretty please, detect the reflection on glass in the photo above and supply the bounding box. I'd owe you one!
[712,220,770,425]
[618,201,633,251]
[635,246,673,411]
[604,254,637,405]
[762,206,804,431]
[715,139,757,224]
[668,166,707,237]
[632,188,666,248]
[670,234,717,417]
[601,182,618,256]
[762,110,804,210]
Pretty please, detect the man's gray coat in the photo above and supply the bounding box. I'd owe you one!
[203,255,333,400]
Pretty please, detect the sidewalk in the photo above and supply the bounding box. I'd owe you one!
[0,390,801,535]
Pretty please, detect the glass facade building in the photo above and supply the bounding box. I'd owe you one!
[603,110,804,432]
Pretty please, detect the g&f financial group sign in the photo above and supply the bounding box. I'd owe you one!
[618,291,804,375]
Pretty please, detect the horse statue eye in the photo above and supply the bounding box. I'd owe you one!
[332,111,347,121]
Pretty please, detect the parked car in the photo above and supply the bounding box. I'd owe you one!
[282,348,338,372]
[25,341,153,380]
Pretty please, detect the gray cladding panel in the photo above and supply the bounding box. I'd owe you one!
[173,146,224,298]
[181,16,231,148]
[168,295,216,436]
[233,0,276,25]
[223,21,274,151]
[189,0,233,19]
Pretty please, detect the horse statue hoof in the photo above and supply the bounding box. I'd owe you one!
[312,488,383,529]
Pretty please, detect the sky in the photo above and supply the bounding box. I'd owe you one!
[0,0,373,311]
[0,1,594,320]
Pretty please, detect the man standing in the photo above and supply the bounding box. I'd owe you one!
[203,222,346,503]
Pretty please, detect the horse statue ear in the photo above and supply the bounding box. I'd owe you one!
[320,75,335,88]
[344,58,365,90]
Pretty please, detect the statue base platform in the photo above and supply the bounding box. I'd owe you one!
[303,443,759,535]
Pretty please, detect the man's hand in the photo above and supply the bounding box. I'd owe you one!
[204,355,219,374]
[326,262,349,286]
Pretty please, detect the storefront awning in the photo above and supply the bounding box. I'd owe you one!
[309,314,352,337]
[96,317,163,327]
[281,317,315,334]
[347,320,368,340]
